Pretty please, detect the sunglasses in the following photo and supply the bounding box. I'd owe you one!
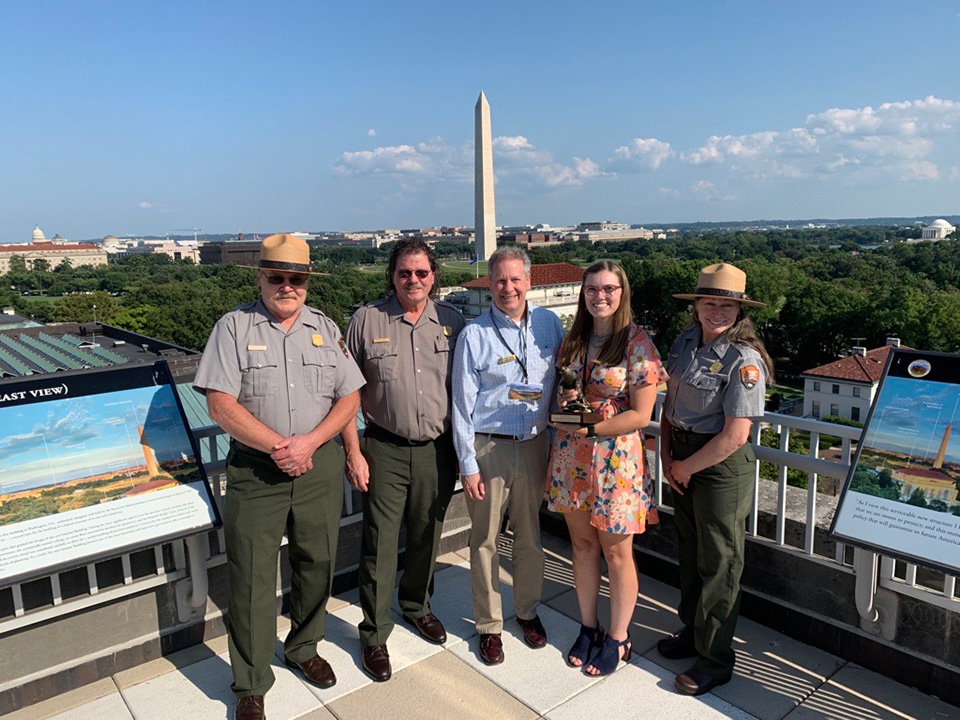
[262,273,309,287]
[397,269,432,280]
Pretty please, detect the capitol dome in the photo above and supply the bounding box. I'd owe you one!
[929,219,953,229]
[32,225,46,244]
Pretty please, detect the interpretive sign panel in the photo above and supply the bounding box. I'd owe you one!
[0,361,220,586]
[830,349,960,575]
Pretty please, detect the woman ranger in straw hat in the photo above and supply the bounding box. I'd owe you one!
[656,263,774,696]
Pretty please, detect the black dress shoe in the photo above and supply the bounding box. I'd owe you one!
[284,654,337,689]
[656,630,697,660]
[234,695,266,720]
[404,612,447,644]
[362,644,392,682]
[516,615,547,649]
[674,665,731,696]
[479,633,504,665]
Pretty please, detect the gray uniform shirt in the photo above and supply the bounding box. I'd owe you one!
[345,295,466,442]
[194,299,366,437]
[664,325,767,435]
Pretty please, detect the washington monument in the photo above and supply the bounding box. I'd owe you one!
[474,91,496,263]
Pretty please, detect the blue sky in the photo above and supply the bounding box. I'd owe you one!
[0,385,194,492]
[2,1,959,239]
[866,377,960,462]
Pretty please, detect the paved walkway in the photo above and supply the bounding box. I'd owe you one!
[9,532,958,720]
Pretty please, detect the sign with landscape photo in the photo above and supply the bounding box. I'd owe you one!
[830,349,960,574]
[0,361,220,585]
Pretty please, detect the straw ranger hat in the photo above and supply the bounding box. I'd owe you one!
[240,233,327,276]
[673,262,765,307]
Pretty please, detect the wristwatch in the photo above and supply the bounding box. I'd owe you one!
[585,424,597,438]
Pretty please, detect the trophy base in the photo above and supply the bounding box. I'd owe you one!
[550,411,603,426]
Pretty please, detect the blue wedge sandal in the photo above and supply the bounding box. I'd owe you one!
[567,623,604,667]
[584,634,632,676]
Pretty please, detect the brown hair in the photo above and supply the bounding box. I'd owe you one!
[559,261,633,368]
[386,238,439,298]
[690,301,774,377]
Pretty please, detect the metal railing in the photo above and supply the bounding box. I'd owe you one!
[2,406,956,639]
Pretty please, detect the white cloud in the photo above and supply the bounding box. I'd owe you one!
[659,186,681,198]
[950,166,960,181]
[608,138,673,171]
[335,135,602,188]
[691,180,735,203]
[367,128,376,137]
[679,95,960,183]
[138,201,151,208]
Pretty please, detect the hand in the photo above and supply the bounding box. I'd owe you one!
[345,449,370,492]
[271,435,318,477]
[549,422,588,437]
[461,472,485,501]
[669,458,693,491]
[660,456,683,496]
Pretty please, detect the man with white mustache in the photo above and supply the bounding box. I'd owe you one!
[452,246,565,665]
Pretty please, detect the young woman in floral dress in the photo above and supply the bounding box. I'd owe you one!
[547,261,667,675]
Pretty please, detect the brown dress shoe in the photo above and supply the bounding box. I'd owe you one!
[362,644,392,682]
[284,655,336,689]
[404,612,447,644]
[516,615,547,648]
[674,665,731,696]
[234,695,265,720]
[479,633,504,665]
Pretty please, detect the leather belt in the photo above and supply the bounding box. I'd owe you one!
[670,427,716,444]
[481,431,531,442]
[364,423,435,447]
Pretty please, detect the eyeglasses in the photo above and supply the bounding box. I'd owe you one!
[584,285,622,298]
[262,273,308,287]
[397,269,432,280]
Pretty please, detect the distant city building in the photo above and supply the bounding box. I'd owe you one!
[0,226,107,273]
[198,241,262,266]
[800,338,906,422]
[576,221,629,232]
[574,228,653,244]
[500,232,560,248]
[452,262,584,321]
[921,219,955,241]
[122,239,200,263]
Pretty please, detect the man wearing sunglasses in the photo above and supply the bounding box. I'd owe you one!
[342,238,465,682]
[194,234,365,720]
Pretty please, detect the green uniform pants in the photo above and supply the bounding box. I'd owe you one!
[670,434,755,680]
[224,441,343,697]
[358,428,457,648]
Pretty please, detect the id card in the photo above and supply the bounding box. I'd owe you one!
[508,383,544,403]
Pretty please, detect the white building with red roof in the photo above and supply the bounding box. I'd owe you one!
[800,338,906,422]
[0,225,107,273]
[455,262,585,321]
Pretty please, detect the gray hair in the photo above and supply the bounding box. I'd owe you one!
[488,246,531,277]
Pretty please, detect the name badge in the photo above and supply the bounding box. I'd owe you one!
[312,334,324,347]
[247,345,267,351]
[498,354,518,365]
[373,337,390,343]
[709,360,723,373]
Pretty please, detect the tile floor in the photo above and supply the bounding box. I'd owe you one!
[7,535,959,720]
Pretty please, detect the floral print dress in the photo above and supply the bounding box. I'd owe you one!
[546,325,668,534]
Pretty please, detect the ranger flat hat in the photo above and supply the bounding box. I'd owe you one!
[673,262,765,307]
[240,233,327,276]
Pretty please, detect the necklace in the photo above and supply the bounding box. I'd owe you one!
[589,332,611,348]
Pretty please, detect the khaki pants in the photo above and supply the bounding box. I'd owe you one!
[466,432,549,634]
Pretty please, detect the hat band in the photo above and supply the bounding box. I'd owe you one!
[694,287,750,300]
[259,259,311,273]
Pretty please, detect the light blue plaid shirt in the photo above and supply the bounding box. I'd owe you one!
[452,303,565,475]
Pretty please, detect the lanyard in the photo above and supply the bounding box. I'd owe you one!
[491,307,529,383]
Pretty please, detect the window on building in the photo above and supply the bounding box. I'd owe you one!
[830,403,839,417]
[852,387,861,398]
[832,384,840,394]
[812,401,820,418]
[813,381,821,392]
[852,406,861,422]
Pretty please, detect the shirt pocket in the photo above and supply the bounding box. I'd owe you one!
[240,352,278,398]
[680,373,723,413]
[302,348,338,395]
[364,345,399,383]
[433,336,454,374]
